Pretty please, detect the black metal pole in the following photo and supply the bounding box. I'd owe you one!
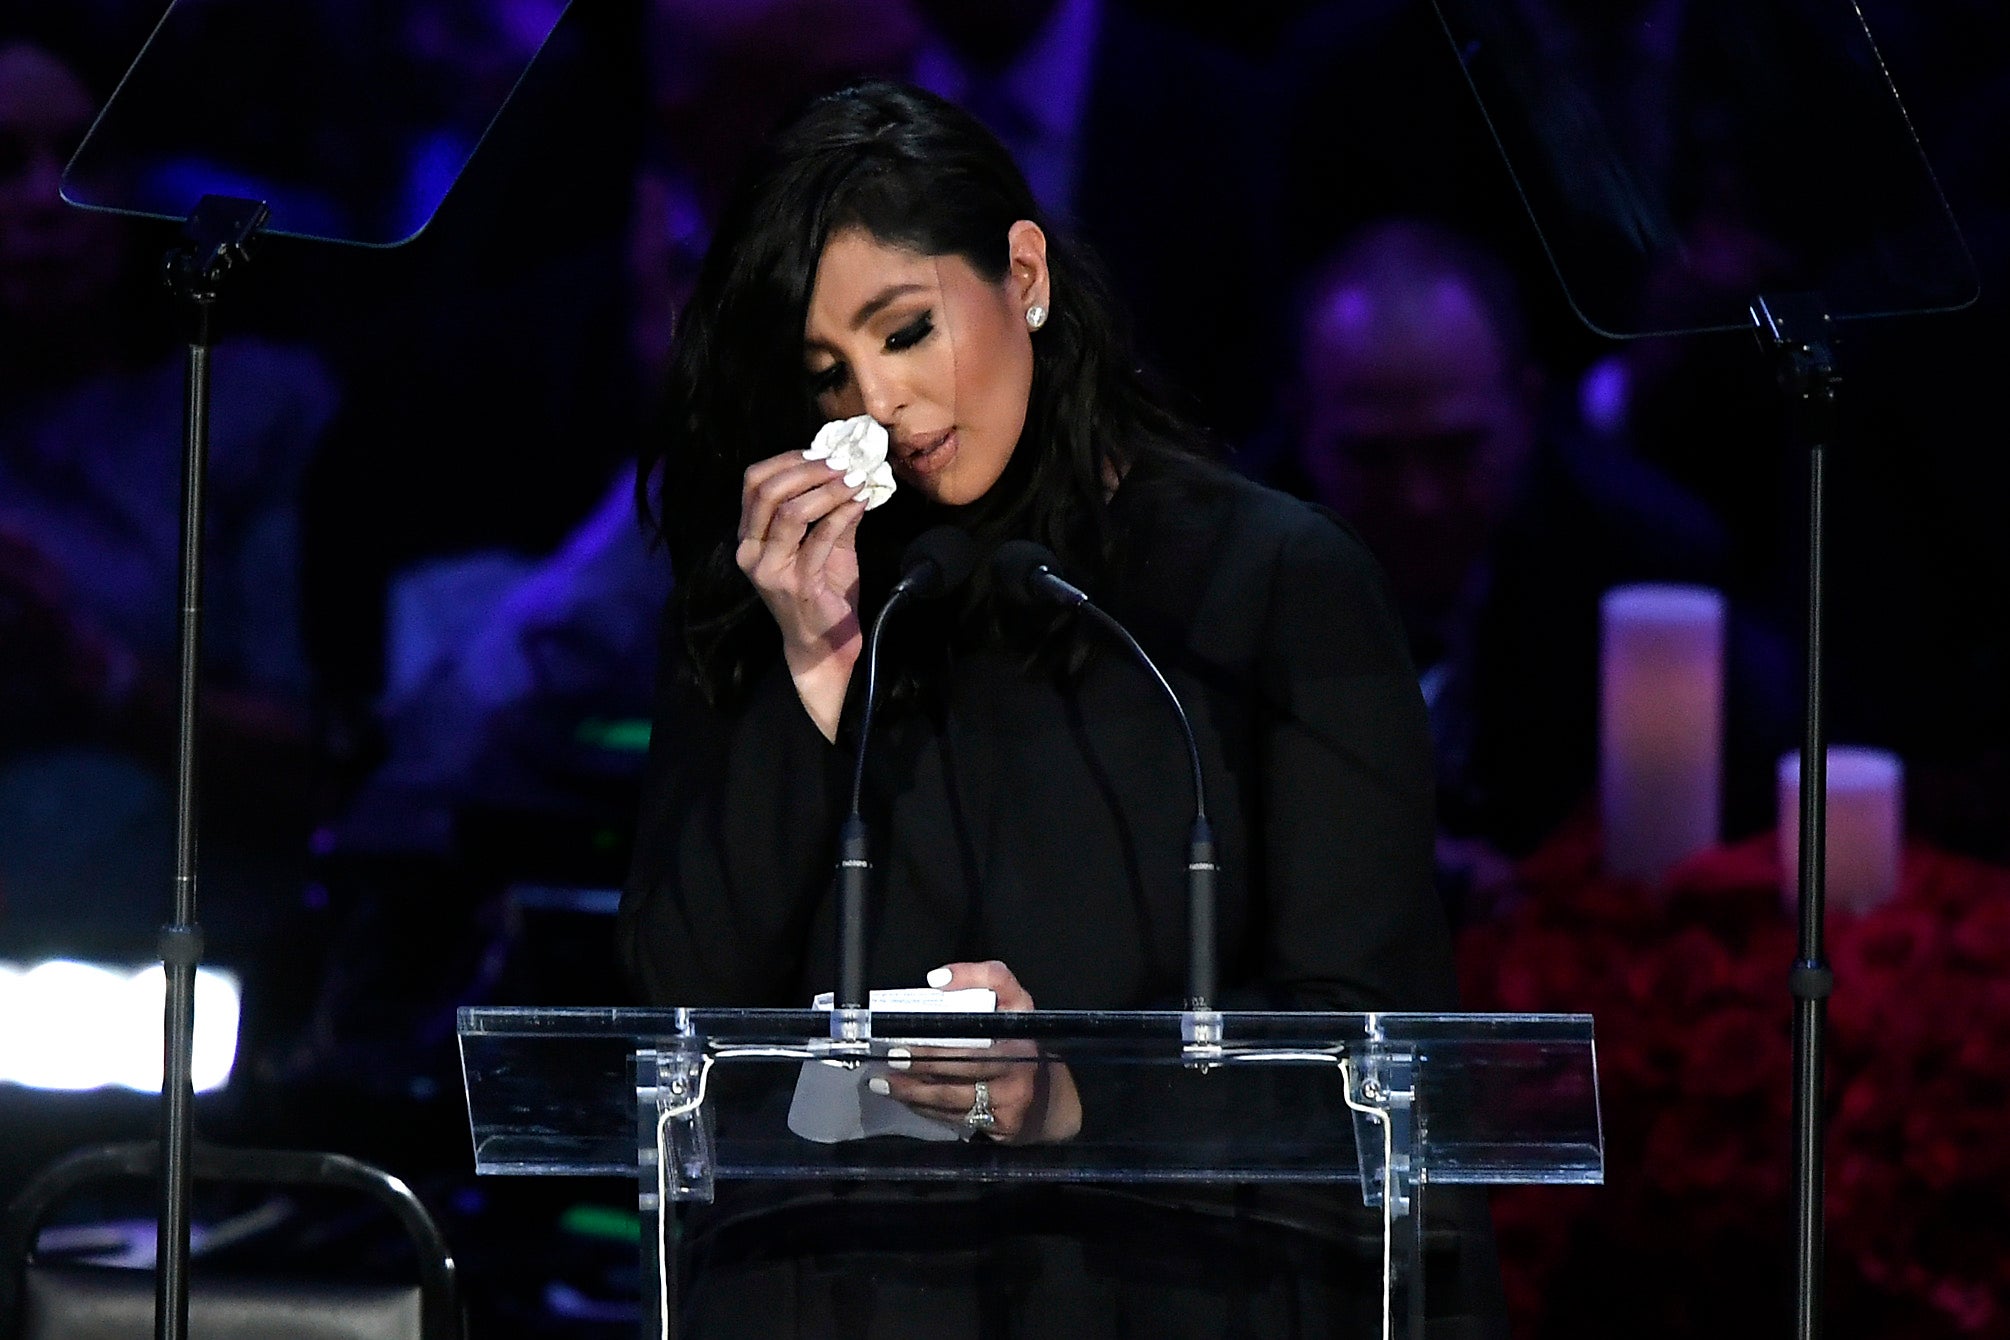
[1790,438,1832,1340]
[155,195,267,1340]
[154,283,212,1340]
[1751,293,1840,1340]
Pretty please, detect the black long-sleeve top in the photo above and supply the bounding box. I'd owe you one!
[620,455,1457,1018]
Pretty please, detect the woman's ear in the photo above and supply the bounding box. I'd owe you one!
[1005,219,1050,314]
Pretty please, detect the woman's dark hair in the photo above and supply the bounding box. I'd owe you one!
[643,80,1206,707]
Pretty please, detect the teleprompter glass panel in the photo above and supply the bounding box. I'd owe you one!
[61,0,574,246]
[1428,0,1977,336]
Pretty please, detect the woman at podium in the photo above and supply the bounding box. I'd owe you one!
[619,79,1501,1337]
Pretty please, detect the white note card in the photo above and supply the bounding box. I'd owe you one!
[787,986,998,1144]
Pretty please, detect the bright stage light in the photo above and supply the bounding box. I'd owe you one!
[0,960,240,1093]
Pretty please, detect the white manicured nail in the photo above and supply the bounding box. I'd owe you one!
[843,468,867,487]
[867,1077,891,1096]
[854,488,871,503]
[887,1047,911,1071]
[926,967,952,989]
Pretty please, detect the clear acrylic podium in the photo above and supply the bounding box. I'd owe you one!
[458,1007,1601,1338]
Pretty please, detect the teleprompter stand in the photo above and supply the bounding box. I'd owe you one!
[154,194,270,1340]
[1426,2,1981,1331]
[59,3,585,1333]
[1750,294,1843,1340]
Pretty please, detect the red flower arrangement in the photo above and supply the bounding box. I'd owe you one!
[1457,814,2010,1339]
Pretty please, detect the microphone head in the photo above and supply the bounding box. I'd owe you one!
[991,539,1065,606]
[897,524,982,599]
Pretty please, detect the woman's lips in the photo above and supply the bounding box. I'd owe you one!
[897,428,957,478]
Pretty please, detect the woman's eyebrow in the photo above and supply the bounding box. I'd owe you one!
[848,283,929,330]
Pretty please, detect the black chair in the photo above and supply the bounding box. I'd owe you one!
[0,1140,463,1340]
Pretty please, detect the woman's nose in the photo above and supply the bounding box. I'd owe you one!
[854,362,907,427]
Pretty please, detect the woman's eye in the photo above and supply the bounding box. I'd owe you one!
[885,313,933,352]
[809,364,848,396]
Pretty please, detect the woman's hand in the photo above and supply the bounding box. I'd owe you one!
[735,451,869,740]
[873,960,1083,1145]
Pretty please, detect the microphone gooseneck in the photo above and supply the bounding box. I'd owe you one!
[849,525,982,814]
[991,539,1219,1011]
[836,524,980,1009]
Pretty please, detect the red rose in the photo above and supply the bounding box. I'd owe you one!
[1457,824,2010,1337]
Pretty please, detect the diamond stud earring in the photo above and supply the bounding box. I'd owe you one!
[1025,304,1047,330]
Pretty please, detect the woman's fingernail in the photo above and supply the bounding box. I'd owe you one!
[854,488,871,503]
[867,1077,891,1097]
[926,967,953,989]
[886,1047,911,1071]
[843,468,867,487]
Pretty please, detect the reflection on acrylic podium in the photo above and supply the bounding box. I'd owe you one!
[460,1006,1601,1339]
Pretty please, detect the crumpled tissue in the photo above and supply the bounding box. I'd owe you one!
[805,414,897,509]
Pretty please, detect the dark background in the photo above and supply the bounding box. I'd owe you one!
[2,1,2005,1334]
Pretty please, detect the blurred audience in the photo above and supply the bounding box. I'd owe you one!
[647,0,923,218]
[0,39,337,951]
[1275,2,1583,372]
[294,2,644,727]
[1271,218,1797,913]
[278,141,708,1097]
[389,0,573,238]
[334,460,668,858]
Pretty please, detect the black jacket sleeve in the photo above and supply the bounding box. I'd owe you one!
[618,649,846,1006]
[1253,507,1458,1012]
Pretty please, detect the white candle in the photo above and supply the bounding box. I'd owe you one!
[1777,747,1904,914]
[1600,585,1725,882]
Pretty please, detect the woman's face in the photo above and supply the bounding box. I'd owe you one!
[803,222,1048,507]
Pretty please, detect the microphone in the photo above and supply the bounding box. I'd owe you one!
[992,540,1221,1016]
[886,524,983,603]
[835,525,982,1011]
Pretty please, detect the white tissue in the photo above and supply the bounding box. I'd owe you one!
[806,415,896,509]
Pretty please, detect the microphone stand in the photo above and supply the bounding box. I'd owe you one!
[830,526,979,1032]
[1065,602,1219,1016]
[1004,550,1222,1047]
[153,193,269,1340]
[829,531,969,1038]
[834,581,917,1024]
[1751,292,1840,1340]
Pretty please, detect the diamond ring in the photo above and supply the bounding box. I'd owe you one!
[964,1079,997,1134]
